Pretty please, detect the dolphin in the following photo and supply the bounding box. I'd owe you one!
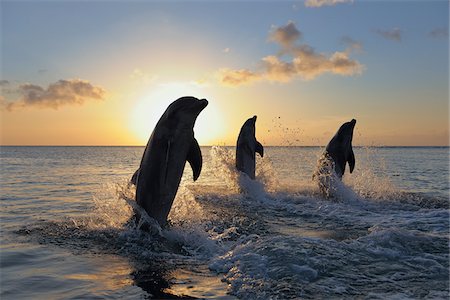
[132,96,208,227]
[324,118,356,178]
[313,119,356,197]
[236,115,264,179]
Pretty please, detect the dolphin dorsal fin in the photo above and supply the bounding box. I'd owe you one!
[187,138,202,181]
[348,148,355,173]
[255,140,264,157]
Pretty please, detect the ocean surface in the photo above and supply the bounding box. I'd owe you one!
[1,146,449,299]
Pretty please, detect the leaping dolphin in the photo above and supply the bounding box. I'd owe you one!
[314,119,356,197]
[324,119,356,178]
[236,115,264,179]
[132,96,208,227]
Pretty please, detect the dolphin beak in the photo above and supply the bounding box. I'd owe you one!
[253,115,257,122]
[349,119,356,134]
[197,98,208,111]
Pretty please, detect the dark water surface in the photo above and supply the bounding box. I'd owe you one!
[1,146,449,299]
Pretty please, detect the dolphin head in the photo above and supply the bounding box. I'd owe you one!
[242,115,257,136]
[336,119,356,143]
[165,96,208,127]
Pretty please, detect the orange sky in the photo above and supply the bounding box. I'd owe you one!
[1,1,448,146]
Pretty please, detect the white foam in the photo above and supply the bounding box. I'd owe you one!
[209,146,279,202]
[209,146,240,193]
[65,147,449,298]
[168,186,205,224]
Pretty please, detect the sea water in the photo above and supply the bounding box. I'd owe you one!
[0,146,448,299]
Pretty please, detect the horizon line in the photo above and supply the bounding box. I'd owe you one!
[1,144,449,148]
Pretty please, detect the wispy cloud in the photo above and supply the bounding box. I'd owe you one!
[340,36,363,53]
[219,69,260,86]
[375,28,402,42]
[428,27,448,39]
[1,79,106,111]
[304,0,353,8]
[219,21,364,86]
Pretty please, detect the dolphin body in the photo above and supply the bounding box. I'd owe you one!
[324,119,356,178]
[313,119,356,197]
[236,116,264,179]
[132,96,208,227]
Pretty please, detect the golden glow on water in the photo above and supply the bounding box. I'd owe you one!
[63,255,134,291]
[166,269,234,299]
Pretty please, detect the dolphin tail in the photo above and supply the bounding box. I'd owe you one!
[348,148,355,173]
[256,140,264,157]
[187,138,202,181]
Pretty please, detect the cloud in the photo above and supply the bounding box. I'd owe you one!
[269,21,302,49]
[2,79,106,111]
[340,36,363,53]
[0,79,10,94]
[219,69,260,86]
[304,0,353,8]
[223,47,231,53]
[428,27,448,39]
[375,28,402,42]
[218,22,364,86]
[0,80,15,95]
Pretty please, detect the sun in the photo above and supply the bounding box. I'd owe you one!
[128,81,225,145]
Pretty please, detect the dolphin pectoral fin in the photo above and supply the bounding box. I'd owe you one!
[187,138,202,181]
[255,141,264,157]
[131,168,140,185]
[348,148,355,173]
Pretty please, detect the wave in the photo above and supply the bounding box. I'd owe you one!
[15,146,449,299]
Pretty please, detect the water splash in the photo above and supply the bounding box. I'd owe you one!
[210,146,278,201]
[309,146,434,207]
[255,155,279,193]
[344,146,399,201]
[344,165,399,201]
[312,153,359,203]
[237,173,267,200]
[8,146,449,299]
[87,181,134,229]
[210,146,240,193]
[342,147,447,208]
[168,186,205,225]
[209,145,263,197]
[265,116,303,146]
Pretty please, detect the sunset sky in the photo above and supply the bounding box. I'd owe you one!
[1,0,448,146]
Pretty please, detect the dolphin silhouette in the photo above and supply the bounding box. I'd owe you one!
[236,115,264,179]
[313,119,356,197]
[132,96,208,227]
[324,119,356,178]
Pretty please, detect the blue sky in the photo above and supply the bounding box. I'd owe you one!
[1,0,448,145]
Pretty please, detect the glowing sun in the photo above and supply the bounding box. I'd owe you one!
[129,82,225,145]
